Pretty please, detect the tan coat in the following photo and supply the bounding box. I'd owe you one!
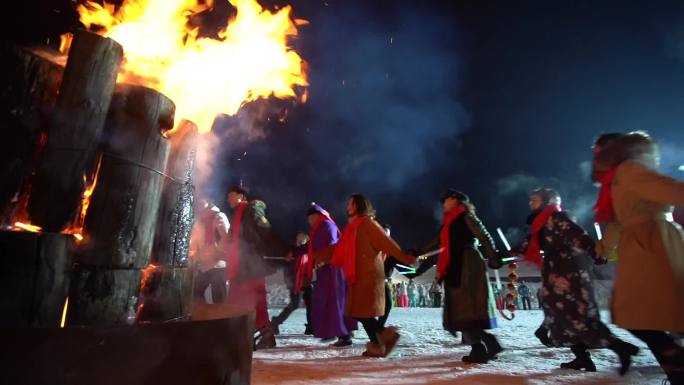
[317,218,416,318]
[598,160,684,331]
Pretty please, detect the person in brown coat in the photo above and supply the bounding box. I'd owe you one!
[316,194,417,357]
[593,131,684,384]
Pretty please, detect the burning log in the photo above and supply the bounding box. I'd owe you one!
[0,231,73,327]
[137,265,194,323]
[67,84,172,326]
[66,266,141,326]
[0,45,65,225]
[138,121,197,322]
[27,30,123,232]
[152,120,198,267]
[78,84,173,268]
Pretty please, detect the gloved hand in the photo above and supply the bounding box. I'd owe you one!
[487,251,505,270]
[594,256,608,265]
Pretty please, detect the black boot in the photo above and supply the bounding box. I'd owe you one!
[534,325,552,347]
[661,345,684,385]
[462,343,489,364]
[560,345,596,372]
[254,326,277,350]
[609,339,639,376]
[304,323,313,335]
[482,332,503,360]
[270,317,281,335]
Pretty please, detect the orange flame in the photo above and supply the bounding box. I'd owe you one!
[62,154,103,242]
[60,297,69,328]
[64,0,308,134]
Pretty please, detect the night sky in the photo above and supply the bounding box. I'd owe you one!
[214,0,684,249]
[7,0,684,249]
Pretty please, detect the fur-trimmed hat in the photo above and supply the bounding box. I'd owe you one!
[306,202,330,218]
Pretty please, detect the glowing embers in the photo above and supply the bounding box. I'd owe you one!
[62,0,309,134]
[13,222,42,233]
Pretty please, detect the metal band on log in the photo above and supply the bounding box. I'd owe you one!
[0,231,73,327]
[0,45,65,224]
[79,84,173,268]
[27,30,123,232]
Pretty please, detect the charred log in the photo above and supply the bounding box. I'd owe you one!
[66,266,141,326]
[0,231,73,327]
[27,30,123,232]
[0,45,65,225]
[152,120,198,267]
[137,266,194,323]
[78,84,173,268]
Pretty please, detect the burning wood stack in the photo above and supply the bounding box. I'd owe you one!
[0,30,197,328]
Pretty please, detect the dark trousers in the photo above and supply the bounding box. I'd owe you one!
[521,296,532,310]
[194,268,227,303]
[272,286,312,327]
[629,329,684,383]
[357,317,385,344]
[432,292,442,307]
[378,283,392,328]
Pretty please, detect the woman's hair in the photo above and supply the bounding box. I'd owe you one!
[594,131,660,169]
[530,188,562,206]
[441,189,476,213]
[349,193,376,217]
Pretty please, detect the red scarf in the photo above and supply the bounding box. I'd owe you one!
[330,215,368,285]
[437,206,466,280]
[293,249,309,295]
[525,204,561,268]
[226,201,248,279]
[594,167,618,224]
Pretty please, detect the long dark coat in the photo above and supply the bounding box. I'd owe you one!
[229,200,289,281]
[416,212,498,333]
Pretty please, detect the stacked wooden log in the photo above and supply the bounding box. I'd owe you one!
[68,84,174,326]
[138,120,198,323]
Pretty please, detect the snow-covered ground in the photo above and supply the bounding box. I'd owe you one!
[254,308,667,385]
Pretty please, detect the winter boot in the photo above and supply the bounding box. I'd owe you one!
[534,325,552,347]
[462,343,489,364]
[482,332,503,360]
[661,345,684,385]
[270,317,281,335]
[378,326,401,357]
[609,339,639,376]
[560,345,596,372]
[362,342,386,358]
[331,336,353,347]
[304,323,313,335]
[254,327,276,350]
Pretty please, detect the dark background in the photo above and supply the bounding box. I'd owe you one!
[6,0,684,249]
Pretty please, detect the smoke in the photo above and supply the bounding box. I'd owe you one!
[302,3,469,193]
[659,142,684,177]
[194,1,472,245]
[492,161,598,228]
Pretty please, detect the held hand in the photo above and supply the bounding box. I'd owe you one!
[594,256,608,265]
[487,252,505,270]
[285,251,294,262]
